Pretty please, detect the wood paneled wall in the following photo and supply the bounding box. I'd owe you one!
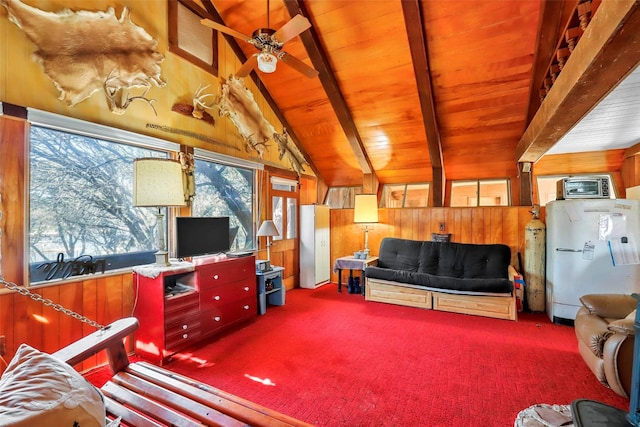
[330,207,537,283]
[0,116,25,286]
[0,274,134,374]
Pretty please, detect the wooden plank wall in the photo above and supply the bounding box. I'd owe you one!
[329,206,537,283]
[0,274,134,374]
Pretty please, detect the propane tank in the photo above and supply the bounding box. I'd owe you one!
[524,206,546,312]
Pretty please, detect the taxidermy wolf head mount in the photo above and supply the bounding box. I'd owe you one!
[1,0,166,114]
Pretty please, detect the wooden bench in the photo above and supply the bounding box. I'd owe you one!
[53,317,313,427]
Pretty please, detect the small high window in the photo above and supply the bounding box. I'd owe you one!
[536,174,616,206]
[380,183,430,208]
[168,0,218,76]
[450,179,510,207]
[325,187,363,208]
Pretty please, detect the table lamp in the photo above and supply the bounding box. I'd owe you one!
[133,158,187,266]
[354,194,378,256]
[257,220,279,263]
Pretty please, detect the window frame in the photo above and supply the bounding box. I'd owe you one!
[270,176,298,241]
[325,186,363,208]
[380,183,431,208]
[535,173,617,206]
[168,0,219,76]
[191,148,262,252]
[450,178,511,207]
[26,109,180,285]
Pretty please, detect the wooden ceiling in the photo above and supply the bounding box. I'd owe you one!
[193,0,640,200]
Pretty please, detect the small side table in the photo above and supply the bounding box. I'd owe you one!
[256,266,285,315]
[333,256,378,294]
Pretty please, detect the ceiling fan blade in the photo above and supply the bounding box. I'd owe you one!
[236,55,258,78]
[273,14,311,44]
[279,52,319,78]
[200,19,253,42]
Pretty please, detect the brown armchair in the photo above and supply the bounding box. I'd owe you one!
[574,294,637,398]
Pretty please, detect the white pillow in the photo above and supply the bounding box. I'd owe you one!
[626,309,637,320]
[0,343,105,427]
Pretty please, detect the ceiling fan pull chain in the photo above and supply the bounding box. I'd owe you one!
[0,276,105,330]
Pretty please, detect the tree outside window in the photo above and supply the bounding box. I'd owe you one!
[29,126,165,282]
[190,158,255,251]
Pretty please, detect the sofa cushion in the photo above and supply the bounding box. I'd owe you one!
[579,294,637,319]
[0,343,105,427]
[377,238,423,271]
[365,266,513,293]
[428,274,512,293]
[420,242,511,279]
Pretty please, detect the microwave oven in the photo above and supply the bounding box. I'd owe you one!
[556,177,611,199]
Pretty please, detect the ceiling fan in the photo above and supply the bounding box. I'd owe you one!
[201,3,319,79]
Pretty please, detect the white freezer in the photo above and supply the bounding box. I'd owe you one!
[545,199,640,323]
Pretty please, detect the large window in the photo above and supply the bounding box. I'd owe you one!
[29,120,175,283]
[191,156,256,251]
[27,111,259,284]
[450,179,510,207]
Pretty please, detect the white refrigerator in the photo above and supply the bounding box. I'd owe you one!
[546,199,640,323]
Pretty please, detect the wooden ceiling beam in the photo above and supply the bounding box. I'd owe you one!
[401,0,444,207]
[516,0,640,163]
[200,0,323,181]
[284,0,375,178]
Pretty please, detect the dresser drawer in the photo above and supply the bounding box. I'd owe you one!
[165,292,200,324]
[201,297,255,332]
[198,257,254,290]
[201,281,255,310]
[165,315,201,351]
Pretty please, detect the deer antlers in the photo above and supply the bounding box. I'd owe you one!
[104,72,158,115]
[171,82,216,126]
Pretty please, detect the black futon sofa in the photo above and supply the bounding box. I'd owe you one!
[364,237,518,320]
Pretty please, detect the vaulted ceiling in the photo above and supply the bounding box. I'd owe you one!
[192,0,640,203]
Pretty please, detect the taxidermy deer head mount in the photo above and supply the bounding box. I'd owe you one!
[0,0,166,114]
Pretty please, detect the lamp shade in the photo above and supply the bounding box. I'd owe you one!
[354,194,379,223]
[257,220,280,237]
[257,52,277,73]
[133,158,186,207]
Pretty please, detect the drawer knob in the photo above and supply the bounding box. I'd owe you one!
[214,316,221,321]
[214,295,221,301]
[243,305,250,310]
[182,324,188,330]
[244,286,250,292]
[213,274,219,280]
[182,333,188,339]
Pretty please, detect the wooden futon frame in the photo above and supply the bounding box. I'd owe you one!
[53,317,313,427]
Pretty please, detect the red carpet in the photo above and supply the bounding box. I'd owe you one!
[86,284,629,426]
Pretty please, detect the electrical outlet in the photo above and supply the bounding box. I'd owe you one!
[439,222,445,231]
[0,335,5,357]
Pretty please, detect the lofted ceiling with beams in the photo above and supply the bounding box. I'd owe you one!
[191,0,640,202]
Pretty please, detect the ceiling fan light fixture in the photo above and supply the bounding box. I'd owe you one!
[257,52,277,73]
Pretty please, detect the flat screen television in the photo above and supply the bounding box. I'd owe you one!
[176,216,230,259]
